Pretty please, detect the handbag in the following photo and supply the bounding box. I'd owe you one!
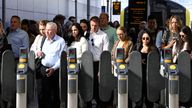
[35,36,46,78]
[35,58,43,78]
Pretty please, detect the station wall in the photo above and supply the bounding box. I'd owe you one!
[0,0,101,28]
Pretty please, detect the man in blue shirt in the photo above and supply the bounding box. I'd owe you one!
[7,15,29,59]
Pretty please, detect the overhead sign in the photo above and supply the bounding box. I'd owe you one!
[128,0,148,32]
[113,1,121,15]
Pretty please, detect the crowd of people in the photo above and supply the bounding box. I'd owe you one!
[0,12,192,108]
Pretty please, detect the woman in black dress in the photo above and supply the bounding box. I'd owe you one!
[134,29,158,108]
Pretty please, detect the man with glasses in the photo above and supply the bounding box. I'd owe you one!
[88,16,109,108]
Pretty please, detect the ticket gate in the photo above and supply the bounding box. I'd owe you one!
[147,51,165,102]
[99,51,116,103]
[161,49,192,107]
[67,48,79,108]
[1,48,191,108]
[1,50,16,108]
[79,50,94,104]
[161,48,173,107]
[60,50,94,108]
[114,48,128,108]
[28,51,37,108]
[128,51,142,103]
[59,51,67,108]
[16,48,28,108]
[99,50,143,108]
[178,51,192,107]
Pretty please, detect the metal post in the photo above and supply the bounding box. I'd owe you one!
[87,0,90,20]
[16,75,27,108]
[68,74,78,108]
[2,0,5,26]
[118,75,128,108]
[75,0,77,20]
[109,0,112,21]
[168,75,179,108]
[107,0,109,13]
[167,64,179,108]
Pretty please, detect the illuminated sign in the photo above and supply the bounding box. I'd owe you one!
[113,1,121,15]
[128,0,148,31]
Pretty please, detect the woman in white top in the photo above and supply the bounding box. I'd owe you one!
[30,20,48,58]
[172,26,192,62]
[67,23,88,63]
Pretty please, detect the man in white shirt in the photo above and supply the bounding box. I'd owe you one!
[88,16,109,108]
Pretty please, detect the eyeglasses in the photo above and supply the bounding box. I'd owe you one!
[91,39,94,46]
[142,37,150,40]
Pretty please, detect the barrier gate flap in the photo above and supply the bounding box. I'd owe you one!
[99,51,117,102]
[1,50,16,102]
[59,51,67,108]
[147,51,165,102]
[79,51,94,102]
[27,51,36,106]
[128,51,142,102]
[178,51,191,103]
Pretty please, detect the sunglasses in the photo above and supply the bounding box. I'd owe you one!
[142,37,150,40]
[91,39,94,46]
[180,35,186,38]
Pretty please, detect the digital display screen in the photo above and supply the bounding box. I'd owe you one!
[20,48,27,58]
[116,48,124,59]
[68,48,76,59]
[164,49,172,59]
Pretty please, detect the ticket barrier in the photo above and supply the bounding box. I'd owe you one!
[178,51,192,107]
[60,50,94,108]
[147,51,165,103]
[161,49,192,107]
[16,48,28,108]
[115,48,128,108]
[1,50,36,108]
[59,51,67,108]
[128,51,142,103]
[79,50,94,107]
[99,51,116,107]
[162,48,173,107]
[67,48,79,108]
[1,50,16,108]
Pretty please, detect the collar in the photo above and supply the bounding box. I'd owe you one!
[90,29,101,35]
[100,25,110,31]
[47,35,57,43]
[10,28,20,32]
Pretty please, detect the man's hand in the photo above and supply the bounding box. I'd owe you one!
[36,51,45,58]
[46,68,55,77]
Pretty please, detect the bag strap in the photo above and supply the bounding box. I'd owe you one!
[40,36,46,51]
